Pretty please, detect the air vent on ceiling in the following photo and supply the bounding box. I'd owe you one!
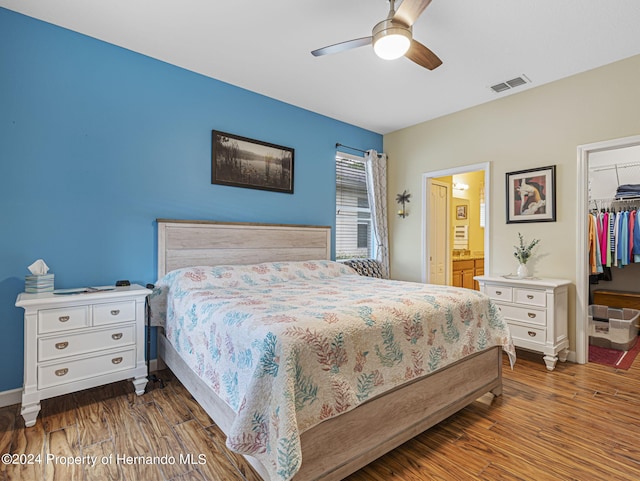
[490,75,530,94]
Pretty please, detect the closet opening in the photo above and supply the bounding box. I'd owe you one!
[577,135,640,364]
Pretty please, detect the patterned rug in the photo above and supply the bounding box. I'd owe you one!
[589,337,640,369]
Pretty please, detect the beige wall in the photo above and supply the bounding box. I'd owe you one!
[384,54,640,351]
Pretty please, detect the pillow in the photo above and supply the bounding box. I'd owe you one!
[340,259,384,278]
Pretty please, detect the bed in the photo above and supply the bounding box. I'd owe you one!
[151,219,515,481]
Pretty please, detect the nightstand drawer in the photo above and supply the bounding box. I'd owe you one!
[514,288,546,307]
[38,324,135,362]
[485,285,513,302]
[499,304,546,326]
[37,348,136,389]
[38,306,89,334]
[93,301,135,326]
[509,324,545,347]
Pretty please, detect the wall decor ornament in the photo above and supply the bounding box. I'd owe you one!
[212,130,294,194]
[456,204,467,220]
[396,190,411,218]
[506,165,556,223]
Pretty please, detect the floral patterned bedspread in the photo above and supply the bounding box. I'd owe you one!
[150,260,515,481]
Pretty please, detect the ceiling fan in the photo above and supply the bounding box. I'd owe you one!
[311,0,442,70]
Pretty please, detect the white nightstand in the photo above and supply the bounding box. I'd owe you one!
[474,275,571,371]
[15,284,151,427]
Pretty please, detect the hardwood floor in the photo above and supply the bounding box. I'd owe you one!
[2,350,640,481]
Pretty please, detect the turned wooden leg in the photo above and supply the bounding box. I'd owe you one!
[543,354,558,371]
[21,402,41,427]
[132,376,148,395]
[558,348,570,363]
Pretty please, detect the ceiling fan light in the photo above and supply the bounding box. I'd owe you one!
[373,28,411,60]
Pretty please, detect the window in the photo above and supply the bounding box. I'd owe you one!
[336,154,373,259]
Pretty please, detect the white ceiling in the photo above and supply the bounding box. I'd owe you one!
[3,0,640,134]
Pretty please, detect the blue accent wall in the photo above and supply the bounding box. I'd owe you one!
[0,8,382,392]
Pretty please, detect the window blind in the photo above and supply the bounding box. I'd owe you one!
[336,156,371,259]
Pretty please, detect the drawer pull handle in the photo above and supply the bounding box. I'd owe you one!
[110,309,120,316]
[527,295,534,299]
[55,368,68,377]
[111,333,123,340]
[495,290,502,295]
[528,331,537,337]
[112,357,123,364]
[528,313,537,318]
[58,316,70,322]
[55,342,69,350]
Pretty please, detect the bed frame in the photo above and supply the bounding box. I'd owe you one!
[156,219,503,481]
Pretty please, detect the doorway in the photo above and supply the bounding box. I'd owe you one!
[576,134,640,364]
[422,162,491,285]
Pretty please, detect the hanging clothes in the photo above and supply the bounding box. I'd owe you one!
[634,211,640,262]
[589,207,639,270]
[630,210,635,260]
[597,212,609,266]
[588,214,602,274]
[611,211,617,267]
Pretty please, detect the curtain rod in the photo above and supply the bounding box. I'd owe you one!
[335,143,382,158]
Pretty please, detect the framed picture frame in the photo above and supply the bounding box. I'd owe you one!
[506,165,556,223]
[456,205,467,220]
[212,130,294,194]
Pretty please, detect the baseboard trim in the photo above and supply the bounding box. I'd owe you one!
[149,357,166,372]
[0,388,22,408]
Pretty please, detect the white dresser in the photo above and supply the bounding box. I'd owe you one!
[474,275,571,371]
[15,284,150,427]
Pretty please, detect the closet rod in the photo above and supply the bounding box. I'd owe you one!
[591,197,640,202]
[590,161,640,173]
[335,143,382,158]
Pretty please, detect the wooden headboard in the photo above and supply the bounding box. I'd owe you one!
[156,219,332,279]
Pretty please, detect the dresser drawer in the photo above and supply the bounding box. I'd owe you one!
[499,304,546,326]
[38,324,135,362]
[93,301,136,326]
[38,306,89,334]
[485,285,513,302]
[508,323,546,347]
[37,348,136,389]
[514,288,546,307]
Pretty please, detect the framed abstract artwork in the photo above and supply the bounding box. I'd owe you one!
[506,165,556,223]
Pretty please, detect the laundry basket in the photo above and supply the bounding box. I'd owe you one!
[588,305,640,351]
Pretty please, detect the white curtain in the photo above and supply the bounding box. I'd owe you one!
[365,150,390,278]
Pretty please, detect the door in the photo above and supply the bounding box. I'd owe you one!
[429,180,449,285]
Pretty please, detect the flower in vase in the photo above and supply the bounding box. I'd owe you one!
[513,232,540,265]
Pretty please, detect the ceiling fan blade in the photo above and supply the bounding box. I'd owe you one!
[393,0,433,27]
[311,36,372,57]
[405,39,442,70]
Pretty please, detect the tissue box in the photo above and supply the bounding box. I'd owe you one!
[25,274,55,293]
